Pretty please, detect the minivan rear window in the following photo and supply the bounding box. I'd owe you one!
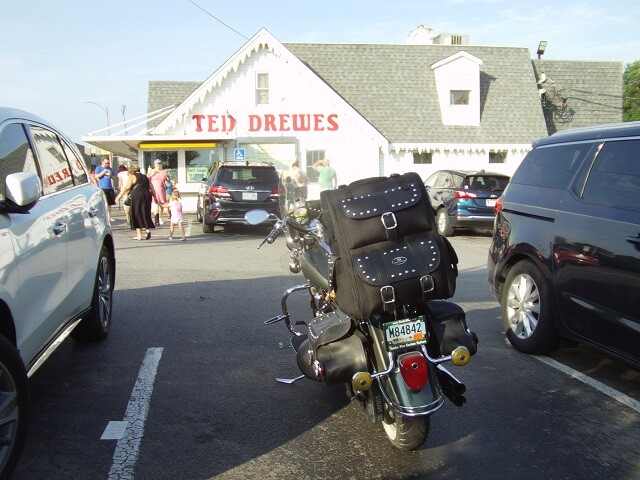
[512,142,595,189]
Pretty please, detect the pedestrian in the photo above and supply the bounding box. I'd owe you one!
[94,156,116,222]
[164,174,174,221]
[283,175,296,211]
[149,159,170,225]
[89,165,98,186]
[117,165,131,223]
[313,158,337,191]
[115,165,155,240]
[165,190,186,241]
[291,160,308,201]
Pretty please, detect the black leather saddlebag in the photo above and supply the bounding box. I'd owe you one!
[320,172,434,252]
[333,233,458,319]
[425,300,478,356]
[319,172,458,320]
[296,310,368,384]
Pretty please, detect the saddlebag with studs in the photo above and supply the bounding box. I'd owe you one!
[332,232,458,320]
[320,172,434,252]
[320,173,458,320]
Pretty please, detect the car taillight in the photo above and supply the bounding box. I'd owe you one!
[494,195,504,215]
[210,185,230,197]
[455,190,478,199]
[268,187,281,199]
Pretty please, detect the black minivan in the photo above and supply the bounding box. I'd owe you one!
[487,121,640,369]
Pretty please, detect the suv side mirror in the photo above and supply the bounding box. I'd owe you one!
[0,171,41,214]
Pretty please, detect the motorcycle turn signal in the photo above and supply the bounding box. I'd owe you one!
[351,371,373,393]
[451,346,471,366]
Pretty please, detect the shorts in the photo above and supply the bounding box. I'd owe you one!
[102,189,116,206]
[171,216,183,225]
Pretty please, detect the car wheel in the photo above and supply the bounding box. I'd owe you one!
[195,195,203,223]
[202,219,216,233]
[72,245,113,342]
[0,335,29,478]
[501,260,560,354]
[436,208,454,237]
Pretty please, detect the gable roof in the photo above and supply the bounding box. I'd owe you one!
[147,81,200,129]
[284,43,549,145]
[144,29,623,146]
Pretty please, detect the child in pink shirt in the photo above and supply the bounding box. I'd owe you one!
[166,190,186,241]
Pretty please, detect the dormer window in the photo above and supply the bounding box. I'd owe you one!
[431,51,483,126]
[256,73,269,105]
[451,90,470,105]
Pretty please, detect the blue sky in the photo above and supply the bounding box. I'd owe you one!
[1,0,638,144]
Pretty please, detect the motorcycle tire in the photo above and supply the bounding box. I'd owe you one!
[382,407,430,450]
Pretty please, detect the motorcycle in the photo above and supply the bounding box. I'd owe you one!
[246,198,477,450]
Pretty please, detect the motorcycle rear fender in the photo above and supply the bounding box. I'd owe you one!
[369,321,445,417]
[377,363,445,417]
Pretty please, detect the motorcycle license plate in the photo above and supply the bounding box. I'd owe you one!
[385,317,426,351]
[242,192,258,201]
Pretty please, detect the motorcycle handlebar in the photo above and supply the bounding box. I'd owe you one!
[256,210,319,249]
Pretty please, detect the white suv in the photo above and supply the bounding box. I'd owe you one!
[0,107,115,476]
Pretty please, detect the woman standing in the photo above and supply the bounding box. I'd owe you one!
[116,165,155,240]
[149,159,170,225]
[117,165,131,223]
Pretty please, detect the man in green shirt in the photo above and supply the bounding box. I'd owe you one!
[313,158,337,191]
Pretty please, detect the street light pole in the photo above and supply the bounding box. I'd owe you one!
[82,101,111,134]
[121,104,128,134]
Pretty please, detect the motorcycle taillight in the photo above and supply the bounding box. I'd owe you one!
[398,352,428,392]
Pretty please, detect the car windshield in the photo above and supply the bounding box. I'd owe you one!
[464,175,509,191]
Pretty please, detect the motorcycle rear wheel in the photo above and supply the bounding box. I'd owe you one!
[382,407,430,450]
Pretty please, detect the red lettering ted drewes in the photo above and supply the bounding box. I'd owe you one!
[191,113,339,133]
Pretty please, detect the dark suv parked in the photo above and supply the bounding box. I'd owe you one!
[424,170,509,236]
[487,121,640,369]
[196,161,280,233]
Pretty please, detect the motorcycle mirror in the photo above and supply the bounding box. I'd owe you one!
[245,209,270,225]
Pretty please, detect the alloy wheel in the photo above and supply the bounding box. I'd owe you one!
[505,273,540,339]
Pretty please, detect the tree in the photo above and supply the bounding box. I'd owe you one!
[623,61,640,121]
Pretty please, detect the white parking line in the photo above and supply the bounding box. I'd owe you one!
[534,355,640,414]
[104,347,164,480]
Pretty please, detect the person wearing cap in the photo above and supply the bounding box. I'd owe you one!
[149,159,170,225]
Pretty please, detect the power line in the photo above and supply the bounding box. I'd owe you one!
[186,0,249,40]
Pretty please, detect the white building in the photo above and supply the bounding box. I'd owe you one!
[83,27,622,212]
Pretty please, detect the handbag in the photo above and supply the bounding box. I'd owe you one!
[123,194,131,206]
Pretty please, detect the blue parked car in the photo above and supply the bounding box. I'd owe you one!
[424,170,509,236]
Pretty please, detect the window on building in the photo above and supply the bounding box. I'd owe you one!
[450,90,469,105]
[256,73,269,105]
[143,151,178,180]
[489,151,507,164]
[305,149,325,182]
[413,151,433,164]
[186,149,220,183]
